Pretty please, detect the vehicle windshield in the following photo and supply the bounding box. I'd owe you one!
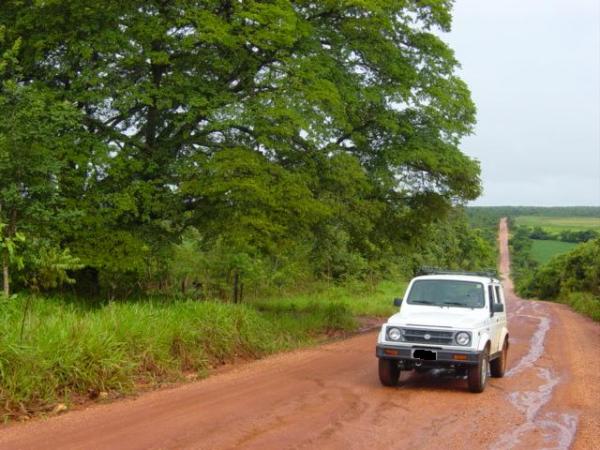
[406,280,485,308]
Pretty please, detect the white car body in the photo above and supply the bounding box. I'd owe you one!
[375,272,510,392]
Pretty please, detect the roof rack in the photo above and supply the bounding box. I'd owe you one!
[417,267,498,279]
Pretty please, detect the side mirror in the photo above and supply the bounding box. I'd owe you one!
[492,303,504,313]
[393,298,403,307]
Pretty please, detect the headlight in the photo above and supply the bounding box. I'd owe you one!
[455,331,471,346]
[387,327,402,341]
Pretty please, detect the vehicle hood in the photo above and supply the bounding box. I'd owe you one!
[386,308,485,329]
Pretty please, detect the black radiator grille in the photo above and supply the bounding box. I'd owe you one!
[402,328,454,345]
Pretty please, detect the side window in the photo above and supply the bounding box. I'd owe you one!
[494,285,502,304]
[488,285,495,314]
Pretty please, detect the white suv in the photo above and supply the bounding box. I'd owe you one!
[375,269,509,393]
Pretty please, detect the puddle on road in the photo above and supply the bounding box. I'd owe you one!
[538,412,579,450]
[509,368,559,422]
[491,367,578,450]
[506,315,551,378]
[491,303,579,450]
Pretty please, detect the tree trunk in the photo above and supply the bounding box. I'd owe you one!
[0,201,6,297]
[181,276,189,295]
[2,249,9,297]
[232,271,240,303]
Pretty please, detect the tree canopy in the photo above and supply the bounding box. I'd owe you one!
[0,1,485,298]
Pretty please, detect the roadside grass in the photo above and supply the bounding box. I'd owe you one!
[515,215,600,233]
[559,292,600,322]
[530,240,578,265]
[251,279,406,317]
[0,280,405,421]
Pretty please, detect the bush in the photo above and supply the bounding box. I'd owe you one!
[529,226,553,240]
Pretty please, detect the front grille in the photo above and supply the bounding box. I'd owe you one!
[402,328,454,345]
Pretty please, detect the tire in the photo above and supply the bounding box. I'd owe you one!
[491,339,508,378]
[468,348,489,393]
[378,359,401,387]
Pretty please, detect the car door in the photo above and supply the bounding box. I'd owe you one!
[494,284,507,348]
[487,284,501,353]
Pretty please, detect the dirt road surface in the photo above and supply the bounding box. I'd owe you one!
[1,218,598,449]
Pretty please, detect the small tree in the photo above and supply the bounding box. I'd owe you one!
[0,79,84,295]
[0,221,25,296]
[21,239,82,292]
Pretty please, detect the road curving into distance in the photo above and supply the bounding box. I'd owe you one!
[0,218,598,450]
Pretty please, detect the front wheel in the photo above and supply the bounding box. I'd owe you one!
[491,339,509,378]
[378,359,400,387]
[468,349,489,393]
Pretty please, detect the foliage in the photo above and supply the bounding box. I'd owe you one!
[468,206,600,220]
[508,225,538,294]
[410,207,496,273]
[0,0,483,297]
[555,229,598,243]
[515,235,600,322]
[0,222,25,271]
[21,240,83,292]
[529,226,552,240]
[465,206,504,246]
[251,279,407,317]
[0,79,86,295]
[516,216,600,242]
[562,292,600,322]
[525,226,598,244]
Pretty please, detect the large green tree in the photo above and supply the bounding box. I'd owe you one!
[1,1,481,294]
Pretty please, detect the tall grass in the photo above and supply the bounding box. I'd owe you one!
[0,280,405,420]
[561,292,600,322]
[251,280,407,317]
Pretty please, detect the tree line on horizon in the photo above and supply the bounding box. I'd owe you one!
[0,1,494,300]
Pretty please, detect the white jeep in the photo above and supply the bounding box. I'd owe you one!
[375,269,509,393]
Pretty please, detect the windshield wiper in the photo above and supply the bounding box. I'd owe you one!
[441,301,466,307]
[410,300,437,305]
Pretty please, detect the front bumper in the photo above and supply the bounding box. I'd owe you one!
[375,344,481,366]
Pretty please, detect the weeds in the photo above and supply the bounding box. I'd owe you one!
[0,280,405,420]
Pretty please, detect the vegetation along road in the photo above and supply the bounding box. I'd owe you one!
[0,218,598,450]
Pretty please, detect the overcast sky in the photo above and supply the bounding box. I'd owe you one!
[444,0,600,206]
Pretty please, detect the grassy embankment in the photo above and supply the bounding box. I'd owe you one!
[0,280,404,421]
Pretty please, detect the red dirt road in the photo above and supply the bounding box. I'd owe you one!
[1,218,598,449]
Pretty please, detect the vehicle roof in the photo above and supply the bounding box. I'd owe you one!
[411,274,500,284]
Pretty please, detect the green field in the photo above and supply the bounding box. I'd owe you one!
[516,216,600,232]
[530,239,578,264]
